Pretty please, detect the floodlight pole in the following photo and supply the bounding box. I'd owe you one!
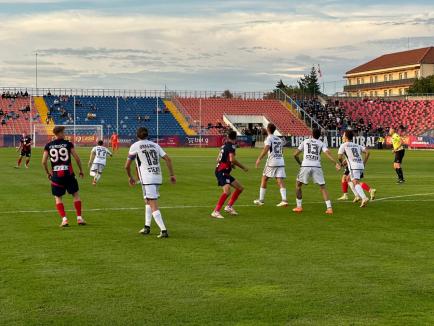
[156,97,159,144]
[35,51,38,96]
[73,96,76,141]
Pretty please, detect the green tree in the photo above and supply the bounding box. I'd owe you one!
[298,66,321,95]
[408,75,434,94]
[221,90,233,98]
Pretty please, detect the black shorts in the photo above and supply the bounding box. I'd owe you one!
[215,170,235,187]
[51,175,79,197]
[394,149,405,164]
[20,150,31,157]
[344,166,363,179]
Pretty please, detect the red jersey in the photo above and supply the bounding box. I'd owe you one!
[111,134,119,143]
[20,136,32,151]
[216,142,236,173]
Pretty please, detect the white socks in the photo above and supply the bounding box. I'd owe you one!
[280,188,287,202]
[355,184,368,200]
[325,200,332,208]
[348,182,358,197]
[95,173,101,182]
[259,188,266,201]
[152,210,167,231]
[296,199,302,208]
[145,205,152,227]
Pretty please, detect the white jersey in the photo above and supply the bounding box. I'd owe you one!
[298,138,328,168]
[264,135,285,167]
[128,139,166,185]
[338,142,365,170]
[91,146,112,165]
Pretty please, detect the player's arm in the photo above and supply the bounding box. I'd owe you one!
[107,149,113,157]
[255,145,270,168]
[41,150,51,179]
[71,147,84,178]
[324,149,338,165]
[293,149,302,166]
[88,151,95,168]
[17,142,22,152]
[362,148,370,165]
[124,155,136,186]
[230,153,248,172]
[162,155,176,184]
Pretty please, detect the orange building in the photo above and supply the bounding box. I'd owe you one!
[344,47,434,97]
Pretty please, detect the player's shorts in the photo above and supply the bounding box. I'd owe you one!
[344,166,364,179]
[263,166,286,179]
[50,175,79,197]
[90,163,105,174]
[297,167,325,185]
[20,150,31,157]
[141,184,160,200]
[348,168,364,181]
[394,149,405,164]
[215,170,235,187]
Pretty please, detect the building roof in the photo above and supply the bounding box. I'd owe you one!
[346,47,434,75]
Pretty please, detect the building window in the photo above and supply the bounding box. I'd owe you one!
[348,79,352,85]
[374,91,378,97]
[389,74,393,81]
[404,72,408,79]
[389,89,393,96]
[370,76,373,83]
[375,76,378,83]
[415,70,419,78]
[399,89,403,95]
[384,74,388,82]
[361,78,365,84]
[370,91,373,97]
[399,73,403,80]
[384,90,388,97]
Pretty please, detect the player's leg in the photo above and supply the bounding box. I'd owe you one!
[16,154,24,168]
[394,150,405,183]
[293,180,304,213]
[360,181,376,200]
[212,172,232,218]
[276,177,288,207]
[25,152,31,168]
[225,180,244,215]
[319,185,333,214]
[72,191,86,225]
[54,195,69,227]
[139,185,156,235]
[338,174,349,200]
[352,178,369,207]
[147,196,168,239]
[254,175,268,206]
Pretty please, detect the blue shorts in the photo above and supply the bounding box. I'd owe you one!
[215,170,235,187]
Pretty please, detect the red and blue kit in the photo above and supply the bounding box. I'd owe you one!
[20,136,32,157]
[44,139,79,196]
[215,142,236,186]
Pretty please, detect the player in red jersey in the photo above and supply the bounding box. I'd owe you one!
[42,126,85,227]
[15,133,32,168]
[110,132,119,152]
[211,130,248,219]
[337,164,376,202]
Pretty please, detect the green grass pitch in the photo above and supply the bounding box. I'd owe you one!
[0,147,433,325]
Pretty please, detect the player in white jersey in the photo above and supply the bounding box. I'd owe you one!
[293,128,338,215]
[88,140,112,185]
[254,123,288,207]
[337,130,371,207]
[125,127,176,238]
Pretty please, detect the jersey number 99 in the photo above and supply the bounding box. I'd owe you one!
[50,148,69,163]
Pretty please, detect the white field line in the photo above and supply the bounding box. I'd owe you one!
[1,193,434,215]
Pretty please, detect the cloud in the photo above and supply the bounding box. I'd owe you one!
[0,3,433,91]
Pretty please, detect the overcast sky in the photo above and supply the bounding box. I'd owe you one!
[0,0,433,93]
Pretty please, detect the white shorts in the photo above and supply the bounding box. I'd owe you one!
[349,169,364,181]
[263,166,286,179]
[297,167,325,185]
[141,184,160,200]
[90,163,105,175]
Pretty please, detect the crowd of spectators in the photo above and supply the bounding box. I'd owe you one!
[1,90,29,99]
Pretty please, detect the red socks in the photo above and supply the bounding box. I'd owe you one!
[215,193,229,212]
[228,189,242,207]
[17,157,22,166]
[25,159,30,166]
[74,201,82,216]
[361,183,371,192]
[341,181,348,193]
[56,203,66,218]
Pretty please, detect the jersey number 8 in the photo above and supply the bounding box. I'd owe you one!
[50,147,69,162]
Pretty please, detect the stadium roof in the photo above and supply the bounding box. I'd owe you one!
[346,47,434,75]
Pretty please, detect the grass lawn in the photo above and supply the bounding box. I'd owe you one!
[0,147,433,325]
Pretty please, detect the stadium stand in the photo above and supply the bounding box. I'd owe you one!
[163,100,197,135]
[0,96,37,135]
[299,97,434,136]
[176,98,311,136]
[43,96,186,137]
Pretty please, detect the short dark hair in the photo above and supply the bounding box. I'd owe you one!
[312,128,321,139]
[137,127,148,140]
[227,130,237,140]
[53,126,65,135]
[97,140,103,146]
[344,130,354,141]
[267,123,276,134]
